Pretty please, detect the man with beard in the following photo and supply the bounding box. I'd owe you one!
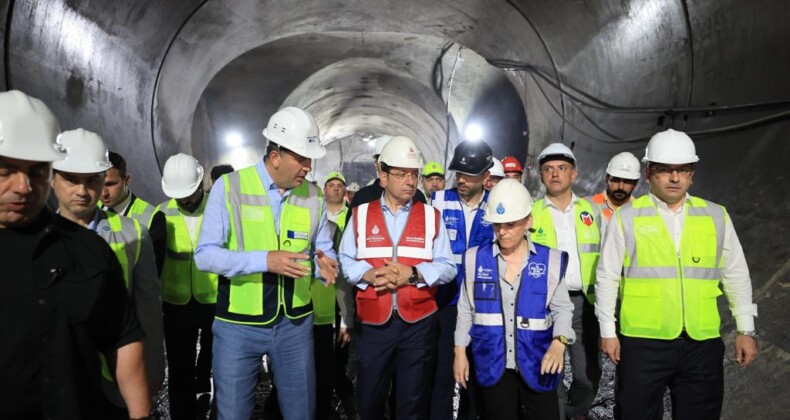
[589,152,640,223]
[531,143,602,419]
[429,139,495,420]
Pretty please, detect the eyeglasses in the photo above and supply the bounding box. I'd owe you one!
[387,171,420,181]
[540,165,572,175]
[649,164,693,176]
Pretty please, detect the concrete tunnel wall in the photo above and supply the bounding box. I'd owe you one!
[2,0,789,416]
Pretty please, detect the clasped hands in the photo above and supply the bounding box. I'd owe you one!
[361,260,413,292]
[266,249,338,285]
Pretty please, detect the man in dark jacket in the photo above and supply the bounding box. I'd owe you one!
[0,90,150,419]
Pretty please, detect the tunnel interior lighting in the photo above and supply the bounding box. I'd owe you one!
[464,123,483,141]
[225,132,244,147]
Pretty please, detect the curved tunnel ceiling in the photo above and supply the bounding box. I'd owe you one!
[3,1,790,416]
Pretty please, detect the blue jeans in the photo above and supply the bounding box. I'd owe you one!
[212,315,316,420]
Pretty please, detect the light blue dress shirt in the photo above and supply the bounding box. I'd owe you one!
[195,160,336,279]
[338,194,457,290]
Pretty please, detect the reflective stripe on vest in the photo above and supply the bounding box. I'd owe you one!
[618,195,727,340]
[354,199,439,325]
[128,196,156,229]
[530,197,601,303]
[464,241,568,391]
[432,189,494,306]
[219,167,321,325]
[158,197,218,305]
[311,205,349,325]
[97,211,141,288]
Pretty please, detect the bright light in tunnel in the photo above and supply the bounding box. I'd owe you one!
[224,132,244,147]
[464,123,484,141]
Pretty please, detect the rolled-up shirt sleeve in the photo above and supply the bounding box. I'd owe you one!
[194,176,269,277]
[595,210,626,338]
[312,202,338,282]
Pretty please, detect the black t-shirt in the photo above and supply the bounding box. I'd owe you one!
[344,178,427,226]
[0,211,144,419]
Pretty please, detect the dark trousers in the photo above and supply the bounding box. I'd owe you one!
[479,370,559,420]
[431,305,480,420]
[163,300,215,420]
[558,292,602,418]
[616,335,725,420]
[356,312,438,420]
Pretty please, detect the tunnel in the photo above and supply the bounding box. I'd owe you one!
[3,0,788,418]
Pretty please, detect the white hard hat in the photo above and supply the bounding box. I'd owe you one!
[347,182,360,192]
[53,129,112,174]
[162,153,204,199]
[0,90,64,162]
[484,178,534,224]
[606,152,641,180]
[489,157,505,178]
[373,135,393,156]
[262,107,326,159]
[378,136,423,169]
[642,129,699,164]
[537,143,576,165]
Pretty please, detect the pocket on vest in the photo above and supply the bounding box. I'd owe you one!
[621,282,661,328]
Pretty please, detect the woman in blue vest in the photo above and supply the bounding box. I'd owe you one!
[453,179,575,420]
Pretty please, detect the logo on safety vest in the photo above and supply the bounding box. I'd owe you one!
[372,225,380,235]
[496,202,505,215]
[527,262,546,278]
[477,264,494,280]
[580,211,594,227]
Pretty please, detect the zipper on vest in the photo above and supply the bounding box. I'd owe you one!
[677,252,686,331]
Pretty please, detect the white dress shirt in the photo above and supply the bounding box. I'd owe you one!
[543,194,583,291]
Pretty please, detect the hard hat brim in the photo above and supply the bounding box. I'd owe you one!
[162,172,204,199]
[2,146,66,163]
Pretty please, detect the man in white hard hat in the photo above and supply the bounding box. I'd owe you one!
[0,90,151,419]
[454,179,575,419]
[102,151,167,276]
[484,157,505,191]
[51,128,165,418]
[531,142,602,419]
[345,135,428,226]
[156,153,218,420]
[195,107,339,420]
[346,181,360,202]
[596,129,758,419]
[430,139,495,419]
[589,152,641,222]
[339,136,456,420]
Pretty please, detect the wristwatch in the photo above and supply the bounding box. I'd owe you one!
[553,335,569,345]
[408,267,420,285]
[737,330,758,338]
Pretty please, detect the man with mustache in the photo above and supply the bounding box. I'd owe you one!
[589,152,641,223]
[195,107,339,420]
[531,143,603,419]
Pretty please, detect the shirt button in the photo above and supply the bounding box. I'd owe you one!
[38,298,46,305]
[510,303,514,306]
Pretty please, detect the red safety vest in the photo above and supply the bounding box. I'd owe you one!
[354,199,440,325]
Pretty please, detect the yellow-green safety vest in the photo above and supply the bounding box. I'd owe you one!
[96,210,141,288]
[128,195,157,229]
[157,196,218,305]
[219,166,322,325]
[531,197,601,303]
[617,195,726,340]
[311,205,348,325]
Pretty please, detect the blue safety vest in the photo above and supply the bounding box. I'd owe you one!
[464,241,568,391]
[432,188,494,306]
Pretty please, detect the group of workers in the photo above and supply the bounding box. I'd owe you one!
[1,88,758,420]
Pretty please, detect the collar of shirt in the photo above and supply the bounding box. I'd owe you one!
[380,193,412,216]
[114,191,133,215]
[542,193,579,212]
[86,208,102,232]
[648,192,691,214]
[459,192,484,211]
[257,159,292,203]
[491,235,537,259]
